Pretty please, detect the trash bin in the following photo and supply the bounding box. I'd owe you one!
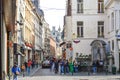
[112,66,116,75]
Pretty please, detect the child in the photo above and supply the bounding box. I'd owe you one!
[21,63,25,77]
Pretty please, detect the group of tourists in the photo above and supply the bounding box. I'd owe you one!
[50,59,78,75]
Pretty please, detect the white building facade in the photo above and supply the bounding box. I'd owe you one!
[64,0,120,72]
[65,0,106,60]
[104,0,120,72]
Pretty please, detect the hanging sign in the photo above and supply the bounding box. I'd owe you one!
[73,39,80,43]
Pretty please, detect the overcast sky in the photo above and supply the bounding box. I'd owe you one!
[40,0,66,30]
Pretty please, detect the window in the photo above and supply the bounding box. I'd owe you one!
[108,16,110,32]
[66,43,72,48]
[111,12,114,30]
[108,41,111,52]
[77,0,83,13]
[112,40,114,50]
[53,32,55,35]
[98,21,104,37]
[77,22,83,37]
[98,0,104,13]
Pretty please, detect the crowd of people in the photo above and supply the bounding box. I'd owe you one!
[49,59,79,75]
[49,59,105,75]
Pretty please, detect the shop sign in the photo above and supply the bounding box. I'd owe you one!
[73,39,80,43]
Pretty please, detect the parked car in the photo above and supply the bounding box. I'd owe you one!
[42,60,50,68]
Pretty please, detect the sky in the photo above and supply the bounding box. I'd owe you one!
[40,0,66,30]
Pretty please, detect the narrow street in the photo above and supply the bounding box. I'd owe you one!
[1,0,120,80]
[18,68,120,80]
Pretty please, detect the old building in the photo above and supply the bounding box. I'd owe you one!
[13,0,25,68]
[50,36,56,57]
[32,0,44,64]
[1,0,16,79]
[64,0,120,72]
[104,0,120,72]
[43,22,51,59]
[64,0,106,61]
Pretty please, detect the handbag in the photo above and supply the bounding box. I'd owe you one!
[16,71,20,75]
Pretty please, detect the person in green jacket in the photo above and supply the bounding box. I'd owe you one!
[69,61,74,75]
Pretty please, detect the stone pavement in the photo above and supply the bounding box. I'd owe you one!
[18,75,120,80]
[18,66,40,77]
[18,68,120,80]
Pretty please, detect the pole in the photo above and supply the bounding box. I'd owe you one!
[0,0,3,79]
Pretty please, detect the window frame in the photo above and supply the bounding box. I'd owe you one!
[111,12,114,31]
[98,0,104,13]
[77,0,83,13]
[98,21,104,37]
[77,21,84,37]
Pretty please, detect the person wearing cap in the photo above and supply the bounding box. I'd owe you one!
[11,62,21,80]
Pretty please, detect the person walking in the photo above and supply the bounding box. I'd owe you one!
[73,60,78,73]
[69,61,74,75]
[24,61,27,71]
[60,59,65,74]
[58,59,61,74]
[27,59,32,76]
[92,61,97,74]
[54,60,59,74]
[50,60,53,71]
[11,62,21,80]
[66,60,69,73]
[21,63,25,77]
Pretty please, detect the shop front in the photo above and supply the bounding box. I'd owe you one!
[13,43,25,66]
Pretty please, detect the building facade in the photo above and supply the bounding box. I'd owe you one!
[32,0,44,64]
[50,36,56,57]
[64,0,106,60]
[13,0,25,67]
[0,0,46,79]
[1,0,16,79]
[43,22,51,59]
[64,0,120,72]
[104,0,120,72]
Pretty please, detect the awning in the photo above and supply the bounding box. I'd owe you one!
[59,42,66,47]
[17,51,25,56]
